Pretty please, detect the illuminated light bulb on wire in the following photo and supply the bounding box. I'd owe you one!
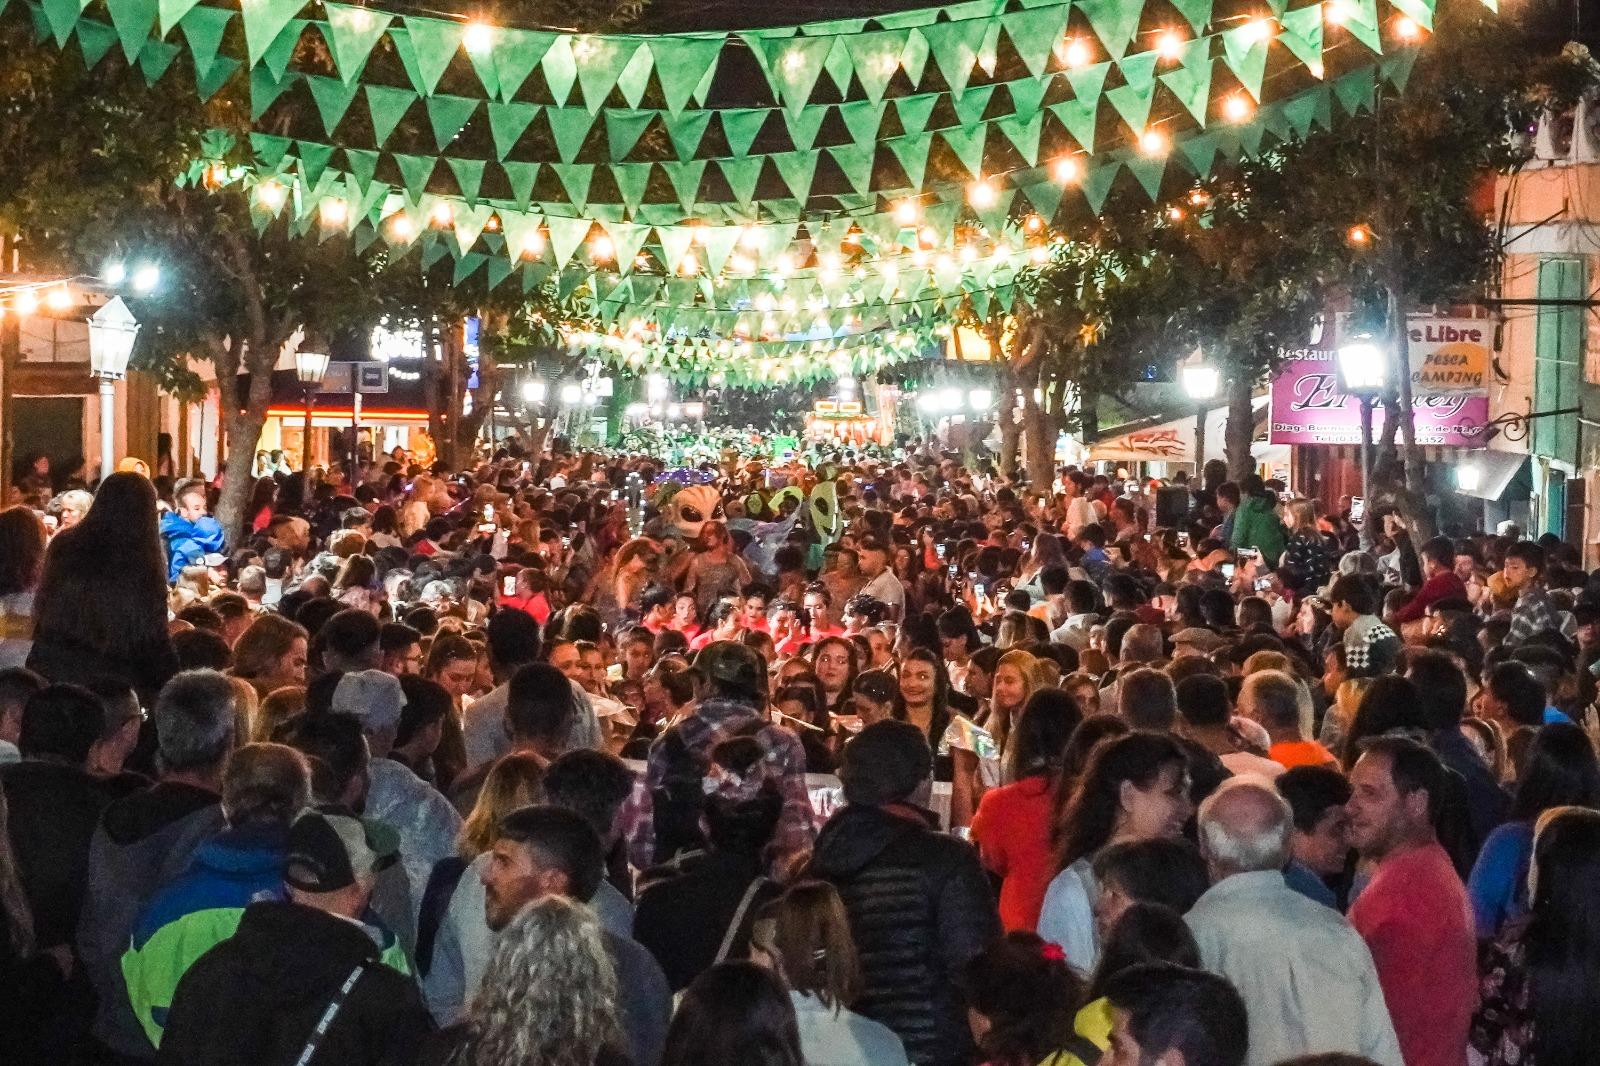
[463,20,495,53]
[774,252,795,277]
[104,262,127,285]
[679,254,699,276]
[910,248,929,268]
[967,179,999,209]
[589,234,615,261]
[917,225,938,249]
[1139,129,1170,156]
[1393,15,1422,40]
[430,200,454,226]
[46,285,73,311]
[132,264,160,293]
[1166,206,1185,222]
[1155,30,1185,60]
[320,198,349,226]
[1238,17,1274,43]
[1025,213,1044,234]
[1223,94,1254,122]
[894,199,921,226]
[730,252,755,274]
[1030,245,1051,265]
[519,231,546,260]
[388,214,416,240]
[1347,223,1372,246]
[959,243,978,264]
[1323,0,1350,24]
[484,214,501,232]
[1052,156,1082,184]
[1061,37,1092,67]
[1188,189,1211,207]
[256,180,287,210]
[15,289,39,316]
[881,262,899,284]
[739,224,762,250]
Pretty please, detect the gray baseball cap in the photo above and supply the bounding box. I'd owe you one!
[331,669,407,733]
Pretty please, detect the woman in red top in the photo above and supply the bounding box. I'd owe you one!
[970,688,1084,932]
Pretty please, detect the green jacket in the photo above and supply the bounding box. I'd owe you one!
[1229,495,1287,567]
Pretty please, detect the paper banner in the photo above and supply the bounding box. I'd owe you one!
[108,0,157,63]
[896,93,939,135]
[829,143,876,195]
[573,37,638,113]
[1169,0,1214,35]
[365,84,415,148]
[552,162,595,210]
[942,124,988,178]
[179,5,232,79]
[1077,0,1143,59]
[321,3,392,84]
[392,152,436,197]
[426,94,478,150]
[404,17,465,97]
[612,160,653,210]
[501,160,540,206]
[757,33,833,116]
[603,108,653,159]
[662,159,706,212]
[547,106,596,162]
[718,156,765,207]
[665,109,713,160]
[494,28,556,101]
[650,37,724,115]
[489,101,540,159]
[1159,36,1214,123]
[843,29,909,104]
[157,0,199,36]
[76,17,118,65]
[1277,5,1323,71]
[1221,23,1271,101]
[307,74,362,134]
[240,0,304,67]
[921,17,989,98]
[773,149,819,202]
[783,106,827,151]
[1107,50,1159,135]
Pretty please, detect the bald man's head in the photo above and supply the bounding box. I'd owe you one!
[1197,776,1293,877]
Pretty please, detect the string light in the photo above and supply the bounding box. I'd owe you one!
[1025,213,1044,234]
[519,231,546,260]
[463,20,495,52]
[1155,30,1185,60]
[968,179,999,209]
[774,252,795,277]
[1347,223,1372,245]
[589,233,615,261]
[1139,129,1170,156]
[1223,94,1254,122]
[1393,15,1422,40]
[256,180,287,210]
[918,225,939,249]
[484,215,501,232]
[1166,206,1186,221]
[103,262,126,285]
[15,289,39,315]
[1052,157,1083,184]
[894,199,921,226]
[430,200,454,226]
[320,198,349,227]
[678,254,699,276]
[1323,0,1351,24]
[388,214,416,240]
[739,223,762,249]
[1029,245,1051,264]
[1061,37,1092,68]
[1238,17,1275,44]
[958,243,978,264]
[1188,189,1212,207]
[45,285,73,311]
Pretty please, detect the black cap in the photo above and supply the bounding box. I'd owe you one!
[840,719,931,806]
[694,640,766,702]
[284,805,399,893]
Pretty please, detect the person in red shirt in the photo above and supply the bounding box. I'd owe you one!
[1347,735,1477,1066]
[668,592,702,644]
[1390,536,1468,627]
[739,584,772,634]
[688,600,742,651]
[969,689,1082,932]
[638,585,674,634]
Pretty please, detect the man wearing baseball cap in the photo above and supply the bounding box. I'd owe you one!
[157,806,429,1065]
[334,668,461,920]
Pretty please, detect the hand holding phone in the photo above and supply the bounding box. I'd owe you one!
[502,575,518,596]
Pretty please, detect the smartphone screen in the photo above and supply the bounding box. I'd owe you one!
[1221,563,1236,580]
[1350,496,1366,525]
[501,575,517,596]
[1255,577,1272,592]
[1177,532,1189,547]
[936,543,947,559]
[947,563,958,577]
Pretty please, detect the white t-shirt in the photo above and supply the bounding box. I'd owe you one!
[860,569,906,611]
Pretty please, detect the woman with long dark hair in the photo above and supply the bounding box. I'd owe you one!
[970,688,1083,932]
[1036,732,1192,974]
[810,636,859,717]
[661,961,803,1066]
[27,473,177,704]
[246,477,277,534]
[964,932,1093,1066]
[1468,723,1600,938]
[0,507,47,669]
[894,646,955,765]
[1471,807,1600,1066]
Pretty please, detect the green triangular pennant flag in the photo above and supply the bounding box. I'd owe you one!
[248,65,291,118]
[1277,5,1323,71]
[365,84,415,148]
[843,29,908,104]
[1023,177,1064,220]
[837,100,885,148]
[888,132,931,187]
[494,29,556,101]
[1332,65,1375,115]
[1079,160,1119,212]
[602,220,651,269]
[75,18,118,67]
[464,33,500,100]
[953,83,996,128]
[612,161,652,210]
[782,107,827,151]
[452,253,487,285]
[829,144,876,196]
[757,34,833,116]
[1124,155,1166,200]
[1107,52,1159,134]
[1076,0,1143,59]
[1001,5,1070,77]
[547,107,596,162]
[896,94,938,135]
[975,186,1015,234]
[499,211,542,263]
[251,132,292,167]
[307,75,362,135]
[179,6,232,77]
[1178,130,1219,176]
[258,17,304,80]
[718,157,765,207]
[1281,88,1322,138]
[665,109,713,160]
[649,37,723,115]
[546,215,592,269]
[403,16,465,96]
[1221,24,1270,101]
[393,153,436,198]
[772,150,818,203]
[452,204,493,254]
[941,125,988,179]
[1158,38,1214,123]
[240,0,304,66]
[1067,59,1111,103]
[541,37,578,106]
[1009,76,1047,118]
[998,112,1043,165]
[1169,0,1213,35]
[486,256,514,290]
[662,160,707,212]
[552,163,594,209]
[616,47,652,107]
[822,37,854,97]
[900,26,930,83]
[1390,0,1434,30]
[700,227,742,275]
[501,161,540,207]
[721,109,767,157]
[40,0,88,47]
[603,109,653,160]
[447,157,487,201]
[1237,114,1268,157]
[920,17,989,98]
[109,0,158,63]
[157,0,200,35]
[573,37,638,113]
[656,226,696,275]
[1340,0,1384,54]
[344,147,379,188]
[488,101,540,159]
[321,3,392,84]
[1381,47,1420,92]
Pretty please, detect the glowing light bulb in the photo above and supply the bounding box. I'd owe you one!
[1239,17,1274,44]
[430,200,454,226]
[1139,129,1170,156]
[774,252,795,277]
[1052,157,1082,183]
[46,285,73,311]
[320,198,349,226]
[1393,15,1421,40]
[739,224,762,250]
[1323,0,1350,24]
[590,234,615,261]
[1025,213,1044,234]
[958,244,978,264]
[463,20,494,53]
[910,249,929,268]
[678,254,699,276]
[256,180,287,210]
[1061,37,1092,67]
[15,289,38,316]
[519,232,546,260]
[968,179,999,209]
[484,214,501,232]
[1223,94,1253,122]
[918,225,938,249]
[1155,30,1185,60]
[1347,224,1372,245]
[1166,206,1185,222]
[894,199,921,226]
[730,252,754,274]
[132,264,160,293]
[103,262,126,285]
[1029,245,1051,264]
[389,214,415,240]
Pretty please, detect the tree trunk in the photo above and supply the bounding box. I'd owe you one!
[1224,366,1255,480]
[211,338,275,547]
[998,378,1022,474]
[1022,387,1064,490]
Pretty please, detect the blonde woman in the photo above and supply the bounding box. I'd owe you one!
[952,649,1039,829]
[418,896,628,1066]
[1321,675,1373,763]
[252,685,307,742]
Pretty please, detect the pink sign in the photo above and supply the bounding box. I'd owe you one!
[1269,346,1489,448]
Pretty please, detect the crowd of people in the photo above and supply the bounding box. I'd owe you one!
[1,441,1598,1066]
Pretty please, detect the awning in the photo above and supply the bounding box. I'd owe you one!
[1088,396,1285,464]
[1456,449,1531,500]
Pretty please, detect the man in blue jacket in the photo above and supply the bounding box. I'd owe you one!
[161,479,227,583]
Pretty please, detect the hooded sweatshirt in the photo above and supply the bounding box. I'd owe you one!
[159,511,227,584]
[155,899,431,1066]
[808,804,999,1066]
[79,781,224,1059]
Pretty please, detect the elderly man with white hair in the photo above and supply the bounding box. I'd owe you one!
[1185,776,1403,1066]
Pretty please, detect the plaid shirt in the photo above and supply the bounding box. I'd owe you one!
[622,698,814,870]
[1507,586,1563,645]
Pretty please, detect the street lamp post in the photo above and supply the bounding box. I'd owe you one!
[1179,362,1220,478]
[1336,332,1389,549]
[87,297,140,481]
[295,351,330,473]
